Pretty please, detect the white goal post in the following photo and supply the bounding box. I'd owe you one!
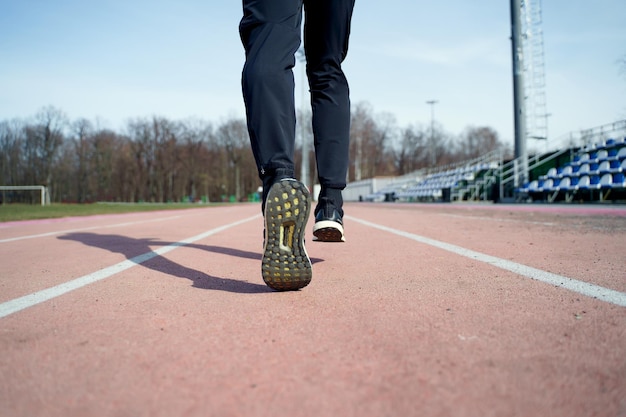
[0,186,50,206]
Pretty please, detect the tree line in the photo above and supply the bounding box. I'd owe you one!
[0,104,510,204]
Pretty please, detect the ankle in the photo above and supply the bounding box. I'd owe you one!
[316,188,343,216]
[261,169,295,213]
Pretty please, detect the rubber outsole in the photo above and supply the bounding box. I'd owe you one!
[313,220,345,242]
[262,179,312,291]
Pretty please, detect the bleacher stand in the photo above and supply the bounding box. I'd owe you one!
[518,137,626,202]
[362,176,422,202]
[394,165,485,202]
[362,151,501,203]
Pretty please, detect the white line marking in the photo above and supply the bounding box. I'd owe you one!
[348,215,626,308]
[0,215,260,319]
[0,215,184,243]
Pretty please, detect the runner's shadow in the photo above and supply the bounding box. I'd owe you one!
[58,232,322,294]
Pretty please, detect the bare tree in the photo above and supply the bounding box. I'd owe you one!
[0,120,24,187]
[349,102,396,181]
[71,118,93,202]
[215,118,255,201]
[151,117,179,202]
[113,139,136,202]
[178,118,213,202]
[457,126,501,160]
[125,116,178,202]
[369,112,397,177]
[91,129,121,201]
[394,125,429,175]
[126,118,153,202]
[17,107,68,201]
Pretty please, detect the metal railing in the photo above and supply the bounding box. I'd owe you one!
[449,151,502,202]
[497,147,572,201]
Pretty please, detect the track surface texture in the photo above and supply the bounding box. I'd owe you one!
[1,202,625,417]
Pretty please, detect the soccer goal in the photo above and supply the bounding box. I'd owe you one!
[0,186,50,206]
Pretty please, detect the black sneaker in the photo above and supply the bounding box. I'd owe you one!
[262,179,312,291]
[313,198,345,242]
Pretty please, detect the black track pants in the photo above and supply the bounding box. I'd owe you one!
[239,0,355,190]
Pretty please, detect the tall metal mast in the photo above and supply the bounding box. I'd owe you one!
[510,0,528,186]
[523,0,548,142]
[297,48,310,191]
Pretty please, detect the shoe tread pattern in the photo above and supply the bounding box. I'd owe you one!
[262,180,312,291]
[313,226,344,242]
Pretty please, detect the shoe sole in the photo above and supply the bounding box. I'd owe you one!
[262,179,312,291]
[313,220,345,242]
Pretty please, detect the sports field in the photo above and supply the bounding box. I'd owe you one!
[1,202,625,416]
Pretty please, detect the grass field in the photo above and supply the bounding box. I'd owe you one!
[0,202,222,223]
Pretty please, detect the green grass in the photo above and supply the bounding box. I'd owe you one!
[0,202,223,222]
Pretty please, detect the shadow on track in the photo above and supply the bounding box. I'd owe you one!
[57,232,324,294]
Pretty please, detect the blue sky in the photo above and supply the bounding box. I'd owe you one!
[1,0,625,149]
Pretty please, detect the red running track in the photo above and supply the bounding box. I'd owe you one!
[1,202,625,417]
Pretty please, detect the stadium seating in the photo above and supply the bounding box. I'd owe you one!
[360,136,625,204]
[391,161,498,202]
[519,136,626,202]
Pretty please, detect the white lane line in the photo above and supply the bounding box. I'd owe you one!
[0,215,184,243]
[0,215,260,319]
[348,215,626,308]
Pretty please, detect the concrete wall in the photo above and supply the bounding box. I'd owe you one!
[343,177,397,201]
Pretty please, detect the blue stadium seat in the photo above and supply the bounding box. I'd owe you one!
[527,180,540,193]
[518,181,531,194]
[578,164,591,176]
[608,159,621,173]
[598,160,611,174]
[559,165,573,178]
[589,175,601,190]
[599,173,613,190]
[598,173,624,201]
[595,149,609,161]
[612,172,625,189]
[543,178,563,202]
[557,176,577,202]
[542,178,556,192]
[576,175,591,191]
[557,176,570,190]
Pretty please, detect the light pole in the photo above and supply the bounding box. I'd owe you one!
[426,100,438,167]
[510,0,527,186]
[296,47,309,191]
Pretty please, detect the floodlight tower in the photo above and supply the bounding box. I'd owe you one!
[510,0,528,186]
[296,47,310,191]
[510,0,548,186]
[523,0,548,143]
[426,100,438,167]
